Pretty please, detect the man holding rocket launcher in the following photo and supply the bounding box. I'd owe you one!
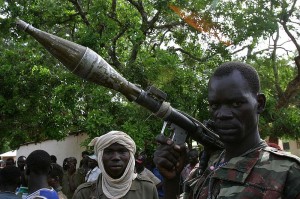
[17,19,300,199]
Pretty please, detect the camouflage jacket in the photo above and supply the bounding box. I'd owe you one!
[185,144,300,199]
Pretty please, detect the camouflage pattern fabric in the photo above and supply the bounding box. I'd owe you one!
[187,144,300,199]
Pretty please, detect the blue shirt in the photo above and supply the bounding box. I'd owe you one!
[25,188,59,199]
[152,167,164,197]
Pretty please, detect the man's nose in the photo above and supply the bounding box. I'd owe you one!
[111,152,121,160]
[216,106,233,119]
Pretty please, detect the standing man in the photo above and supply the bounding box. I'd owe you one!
[85,154,101,182]
[25,150,59,199]
[62,157,85,199]
[0,166,21,199]
[48,163,68,199]
[180,148,199,193]
[154,62,300,199]
[73,131,158,199]
[5,158,15,167]
[135,154,161,187]
[17,156,27,187]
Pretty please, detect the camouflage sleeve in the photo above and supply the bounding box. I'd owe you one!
[284,162,300,198]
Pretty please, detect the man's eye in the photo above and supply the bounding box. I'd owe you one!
[209,104,218,110]
[119,150,128,154]
[104,150,113,154]
[232,102,242,107]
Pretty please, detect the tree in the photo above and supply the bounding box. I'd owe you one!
[0,0,299,151]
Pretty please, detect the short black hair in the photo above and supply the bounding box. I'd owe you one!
[18,156,26,161]
[82,151,90,156]
[48,163,64,184]
[211,62,260,94]
[0,166,21,187]
[188,149,199,156]
[68,157,77,164]
[26,150,51,175]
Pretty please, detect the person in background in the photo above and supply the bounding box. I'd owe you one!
[17,156,27,187]
[180,148,199,193]
[79,151,90,177]
[5,158,15,167]
[62,157,84,199]
[73,131,158,199]
[79,151,89,169]
[50,155,57,164]
[0,166,21,199]
[25,150,59,199]
[48,163,67,199]
[152,166,165,199]
[62,158,69,173]
[135,153,161,187]
[85,154,101,182]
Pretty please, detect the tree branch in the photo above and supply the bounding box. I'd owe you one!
[154,21,185,29]
[172,47,218,63]
[108,26,128,69]
[69,0,90,26]
[271,27,283,96]
[127,0,148,25]
[275,0,300,108]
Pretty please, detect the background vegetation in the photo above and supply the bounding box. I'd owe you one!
[0,0,299,154]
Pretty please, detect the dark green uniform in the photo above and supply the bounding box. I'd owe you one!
[62,169,85,199]
[184,144,300,199]
[72,174,159,199]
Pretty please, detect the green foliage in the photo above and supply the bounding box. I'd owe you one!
[0,0,299,152]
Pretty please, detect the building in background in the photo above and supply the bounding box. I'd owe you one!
[0,150,16,167]
[17,133,89,167]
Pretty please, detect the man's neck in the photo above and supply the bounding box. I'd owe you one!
[224,134,262,162]
[28,175,50,194]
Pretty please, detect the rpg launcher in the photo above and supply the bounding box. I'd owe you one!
[16,19,224,150]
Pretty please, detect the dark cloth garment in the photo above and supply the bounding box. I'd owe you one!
[62,170,85,199]
[184,142,300,199]
[0,192,21,199]
[72,173,159,199]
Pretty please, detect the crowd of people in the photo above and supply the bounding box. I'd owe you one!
[1,62,300,199]
[0,131,165,199]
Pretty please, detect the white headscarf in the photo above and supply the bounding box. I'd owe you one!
[88,131,137,198]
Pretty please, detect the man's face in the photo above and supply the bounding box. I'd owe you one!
[102,143,130,179]
[67,158,77,172]
[17,157,26,169]
[5,159,15,167]
[188,151,198,165]
[208,70,260,144]
[88,158,98,169]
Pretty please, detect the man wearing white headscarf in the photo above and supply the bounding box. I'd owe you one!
[73,131,159,199]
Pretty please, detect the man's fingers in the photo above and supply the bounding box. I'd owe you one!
[156,134,174,145]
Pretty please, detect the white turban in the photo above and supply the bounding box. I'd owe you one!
[88,131,137,198]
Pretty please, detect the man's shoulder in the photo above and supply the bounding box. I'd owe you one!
[262,146,300,164]
[136,173,155,183]
[73,181,97,199]
[75,181,96,192]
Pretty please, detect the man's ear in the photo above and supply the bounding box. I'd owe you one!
[48,164,53,174]
[25,166,30,175]
[257,93,266,114]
